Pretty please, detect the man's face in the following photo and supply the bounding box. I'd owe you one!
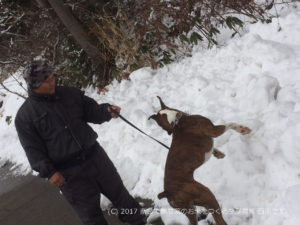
[34,74,56,95]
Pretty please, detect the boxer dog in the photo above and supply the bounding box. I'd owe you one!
[148,96,251,225]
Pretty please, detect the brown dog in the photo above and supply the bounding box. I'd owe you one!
[149,96,251,225]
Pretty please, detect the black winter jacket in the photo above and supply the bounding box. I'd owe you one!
[15,86,112,178]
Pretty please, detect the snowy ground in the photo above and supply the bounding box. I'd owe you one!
[1,3,300,225]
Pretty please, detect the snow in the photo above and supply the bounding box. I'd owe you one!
[1,3,300,225]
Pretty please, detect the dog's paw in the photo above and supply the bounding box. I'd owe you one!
[229,123,252,135]
[239,126,251,135]
[213,149,225,159]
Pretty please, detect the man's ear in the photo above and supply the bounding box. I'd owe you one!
[148,114,158,121]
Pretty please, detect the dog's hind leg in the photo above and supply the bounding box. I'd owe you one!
[226,123,251,135]
[204,125,227,138]
[200,121,251,137]
[168,200,198,225]
[187,182,228,225]
[182,206,198,225]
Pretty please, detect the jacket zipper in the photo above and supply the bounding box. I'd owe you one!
[53,102,86,160]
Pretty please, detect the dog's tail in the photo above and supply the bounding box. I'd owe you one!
[157,191,168,199]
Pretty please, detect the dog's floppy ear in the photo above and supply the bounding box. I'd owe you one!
[148,114,158,121]
[157,96,167,109]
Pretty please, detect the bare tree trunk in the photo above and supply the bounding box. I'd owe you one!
[47,0,104,66]
[35,0,51,8]
[88,0,106,8]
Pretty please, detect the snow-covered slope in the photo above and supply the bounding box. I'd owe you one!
[1,4,300,225]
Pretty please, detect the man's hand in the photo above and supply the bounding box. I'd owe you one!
[108,105,121,118]
[49,172,66,187]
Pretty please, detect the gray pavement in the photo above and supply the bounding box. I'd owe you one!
[0,162,164,225]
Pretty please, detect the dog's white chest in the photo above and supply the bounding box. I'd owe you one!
[159,109,178,125]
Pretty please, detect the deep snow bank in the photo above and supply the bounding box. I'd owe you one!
[0,4,300,225]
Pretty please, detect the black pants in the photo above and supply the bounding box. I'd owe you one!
[59,144,146,225]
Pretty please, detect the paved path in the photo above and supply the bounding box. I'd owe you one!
[0,162,163,225]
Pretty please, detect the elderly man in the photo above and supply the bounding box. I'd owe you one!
[15,60,148,225]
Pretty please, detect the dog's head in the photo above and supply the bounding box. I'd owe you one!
[148,96,183,135]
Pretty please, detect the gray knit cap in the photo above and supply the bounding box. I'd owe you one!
[23,60,53,90]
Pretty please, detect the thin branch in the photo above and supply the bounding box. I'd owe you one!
[10,74,27,92]
[0,13,25,36]
[52,28,60,65]
[0,25,13,35]
[0,44,10,49]
[0,61,23,66]
[0,82,27,99]
[0,61,14,64]
[12,39,32,42]
[0,32,27,38]
[273,2,282,31]
[205,3,241,36]
[274,0,298,5]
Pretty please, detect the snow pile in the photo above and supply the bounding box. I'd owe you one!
[0,71,30,174]
[1,3,300,225]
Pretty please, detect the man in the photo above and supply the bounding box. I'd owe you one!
[15,60,148,225]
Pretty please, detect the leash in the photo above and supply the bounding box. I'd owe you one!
[109,106,170,150]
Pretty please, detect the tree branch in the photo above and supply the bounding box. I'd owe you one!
[0,13,25,36]
[48,0,105,66]
[52,28,60,65]
[0,61,23,66]
[10,74,27,93]
[0,82,26,99]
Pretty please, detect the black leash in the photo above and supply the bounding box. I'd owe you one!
[109,106,170,150]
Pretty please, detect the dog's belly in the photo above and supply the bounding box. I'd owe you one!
[165,147,213,179]
[164,138,214,184]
